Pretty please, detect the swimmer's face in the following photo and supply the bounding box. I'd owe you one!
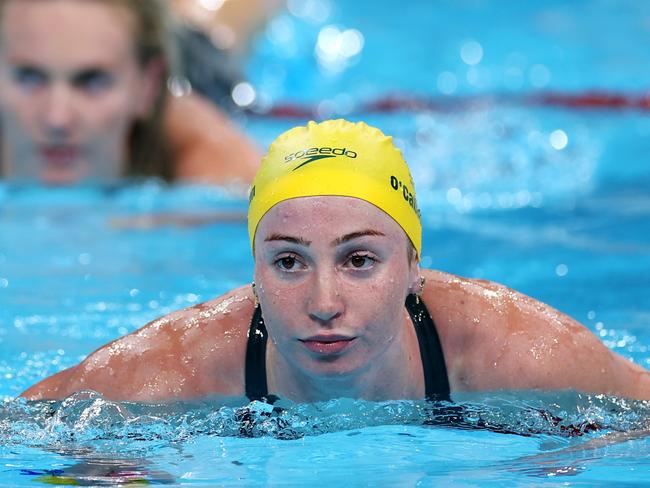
[0,0,160,184]
[254,196,421,386]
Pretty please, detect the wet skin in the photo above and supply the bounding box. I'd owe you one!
[0,0,159,184]
[20,197,650,402]
[253,196,424,401]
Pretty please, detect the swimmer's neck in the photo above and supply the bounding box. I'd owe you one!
[266,311,424,402]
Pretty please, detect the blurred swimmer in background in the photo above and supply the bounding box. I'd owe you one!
[0,0,265,186]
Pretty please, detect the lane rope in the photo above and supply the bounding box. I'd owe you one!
[248,91,650,118]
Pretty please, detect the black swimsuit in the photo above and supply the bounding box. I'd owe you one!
[242,300,602,437]
[244,294,450,403]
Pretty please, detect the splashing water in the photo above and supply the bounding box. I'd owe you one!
[3,390,649,449]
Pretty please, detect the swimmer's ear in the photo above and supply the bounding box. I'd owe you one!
[134,57,165,119]
[407,253,421,296]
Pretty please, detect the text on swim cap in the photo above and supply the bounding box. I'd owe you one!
[285,147,357,171]
[390,175,420,217]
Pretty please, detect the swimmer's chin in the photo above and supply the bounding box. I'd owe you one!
[39,167,85,186]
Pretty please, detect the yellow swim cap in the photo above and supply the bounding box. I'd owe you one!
[248,119,422,256]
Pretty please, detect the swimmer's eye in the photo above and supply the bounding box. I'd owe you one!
[274,254,305,272]
[12,66,47,91]
[73,69,114,95]
[346,253,377,270]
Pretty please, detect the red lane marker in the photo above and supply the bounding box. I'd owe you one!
[534,91,633,108]
[265,104,316,118]
[249,91,650,118]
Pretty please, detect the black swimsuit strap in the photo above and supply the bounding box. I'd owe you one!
[405,294,451,401]
[245,305,273,402]
[245,295,450,402]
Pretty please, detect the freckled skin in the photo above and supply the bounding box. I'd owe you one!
[424,272,650,398]
[21,197,650,402]
[21,287,255,402]
[253,197,423,402]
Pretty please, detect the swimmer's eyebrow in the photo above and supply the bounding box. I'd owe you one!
[263,230,385,247]
[332,230,385,246]
[264,234,311,246]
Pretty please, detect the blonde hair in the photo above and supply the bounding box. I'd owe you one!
[115,0,175,180]
[0,0,177,180]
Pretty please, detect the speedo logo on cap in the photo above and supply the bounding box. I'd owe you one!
[285,147,357,171]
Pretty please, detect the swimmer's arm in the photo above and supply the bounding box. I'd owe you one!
[165,93,260,186]
[505,303,650,400]
[20,367,78,401]
[18,319,193,402]
[425,270,650,400]
[21,287,254,402]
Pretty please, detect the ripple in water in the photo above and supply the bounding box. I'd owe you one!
[2,390,650,449]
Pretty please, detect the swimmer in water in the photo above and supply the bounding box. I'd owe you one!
[21,119,650,403]
[0,0,260,185]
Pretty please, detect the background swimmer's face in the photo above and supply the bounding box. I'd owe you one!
[0,0,161,184]
[254,196,420,382]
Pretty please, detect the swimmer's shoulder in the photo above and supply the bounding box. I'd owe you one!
[421,268,512,319]
[420,269,636,395]
[423,268,583,338]
[420,269,505,351]
[420,269,551,390]
[21,286,257,402]
[166,93,260,185]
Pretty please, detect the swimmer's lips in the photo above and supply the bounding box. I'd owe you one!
[40,145,80,168]
[299,335,356,355]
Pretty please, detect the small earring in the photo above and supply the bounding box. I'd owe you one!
[415,276,426,304]
[251,282,259,307]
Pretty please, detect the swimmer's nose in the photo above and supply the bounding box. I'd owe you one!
[307,271,343,325]
[43,84,75,136]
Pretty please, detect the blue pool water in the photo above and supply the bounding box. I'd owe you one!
[2,0,650,485]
